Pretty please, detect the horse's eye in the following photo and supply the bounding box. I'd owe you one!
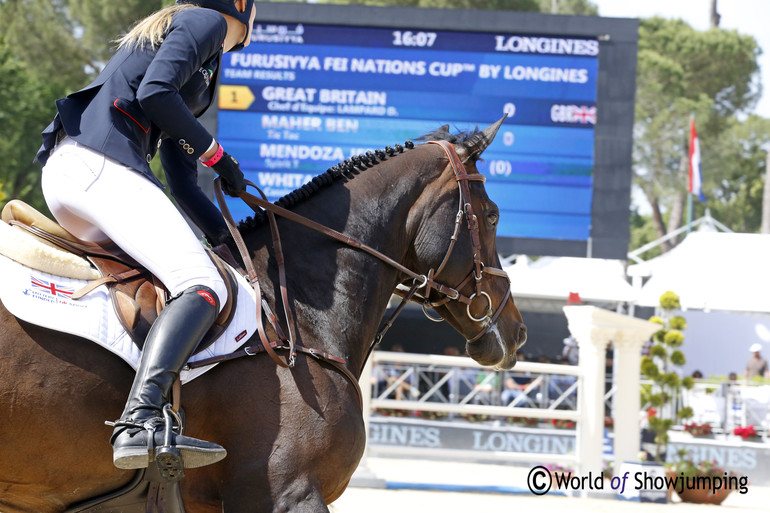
[487,211,499,226]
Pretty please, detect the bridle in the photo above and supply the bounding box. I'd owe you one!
[206,139,512,393]
[385,141,512,345]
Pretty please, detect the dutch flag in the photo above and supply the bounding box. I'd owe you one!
[689,116,706,202]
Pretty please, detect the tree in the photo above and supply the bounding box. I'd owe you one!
[700,115,770,233]
[0,0,164,215]
[0,0,92,91]
[633,18,761,246]
[0,35,62,213]
[68,0,167,66]
[313,0,598,12]
[313,0,541,10]
[539,0,597,15]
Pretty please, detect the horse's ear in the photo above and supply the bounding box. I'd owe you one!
[465,115,507,160]
[426,125,452,141]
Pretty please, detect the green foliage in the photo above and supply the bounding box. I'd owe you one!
[632,17,761,242]
[670,350,685,366]
[628,209,663,259]
[0,0,164,214]
[68,1,169,65]
[669,316,687,330]
[700,115,770,233]
[0,34,61,214]
[642,291,691,462]
[664,330,684,347]
[659,291,681,310]
[313,0,541,9]
[539,0,597,15]
[310,0,600,13]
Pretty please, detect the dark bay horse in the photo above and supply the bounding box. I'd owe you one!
[0,118,526,512]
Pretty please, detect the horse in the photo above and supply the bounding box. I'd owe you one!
[0,118,526,513]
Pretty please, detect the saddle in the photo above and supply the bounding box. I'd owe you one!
[0,200,238,352]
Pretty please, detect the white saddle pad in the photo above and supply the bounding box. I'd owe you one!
[0,253,257,383]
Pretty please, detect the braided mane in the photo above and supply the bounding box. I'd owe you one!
[237,125,482,233]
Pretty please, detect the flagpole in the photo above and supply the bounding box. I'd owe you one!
[686,114,695,236]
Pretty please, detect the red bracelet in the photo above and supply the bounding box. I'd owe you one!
[201,144,224,167]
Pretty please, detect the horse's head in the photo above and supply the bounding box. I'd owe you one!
[405,117,526,370]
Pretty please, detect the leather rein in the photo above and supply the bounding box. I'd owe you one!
[192,140,512,409]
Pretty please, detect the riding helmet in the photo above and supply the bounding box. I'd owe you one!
[177,0,255,31]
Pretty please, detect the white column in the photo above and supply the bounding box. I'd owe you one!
[612,335,644,472]
[563,306,661,479]
[564,306,613,479]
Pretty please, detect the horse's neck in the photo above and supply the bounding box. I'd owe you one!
[244,150,440,375]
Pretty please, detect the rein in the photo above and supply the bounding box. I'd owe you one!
[204,140,512,408]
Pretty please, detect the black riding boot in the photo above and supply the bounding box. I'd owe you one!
[110,285,227,472]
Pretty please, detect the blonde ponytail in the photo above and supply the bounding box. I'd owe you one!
[116,4,198,51]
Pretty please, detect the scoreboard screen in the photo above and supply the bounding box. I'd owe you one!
[212,3,638,258]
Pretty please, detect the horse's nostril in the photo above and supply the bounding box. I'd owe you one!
[517,324,527,346]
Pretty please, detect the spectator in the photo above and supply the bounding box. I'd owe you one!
[473,371,500,405]
[500,376,520,405]
[745,343,769,380]
[691,370,703,379]
[561,335,579,365]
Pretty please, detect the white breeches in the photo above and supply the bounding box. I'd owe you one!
[41,138,227,309]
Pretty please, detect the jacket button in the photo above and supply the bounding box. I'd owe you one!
[187,148,194,154]
[146,154,152,163]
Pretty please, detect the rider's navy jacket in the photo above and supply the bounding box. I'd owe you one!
[35,8,226,190]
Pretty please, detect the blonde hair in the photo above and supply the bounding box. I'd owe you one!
[116,4,198,51]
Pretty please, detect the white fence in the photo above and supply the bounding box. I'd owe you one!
[362,351,583,466]
[359,306,663,476]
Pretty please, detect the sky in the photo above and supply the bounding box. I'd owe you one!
[593,0,770,118]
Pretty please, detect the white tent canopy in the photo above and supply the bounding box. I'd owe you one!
[505,255,637,304]
[627,231,770,313]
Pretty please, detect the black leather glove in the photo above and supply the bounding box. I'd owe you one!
[211,152,246,197]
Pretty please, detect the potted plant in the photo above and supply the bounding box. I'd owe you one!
[640,291,695,461]
[667,451,740,504]
[683,422,713,437]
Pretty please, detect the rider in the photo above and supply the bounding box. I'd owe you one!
[34,0,256,472]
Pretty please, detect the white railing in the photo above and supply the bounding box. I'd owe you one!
[361,351,583,466]
[358,306,661,477]
[369,352,581,422]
